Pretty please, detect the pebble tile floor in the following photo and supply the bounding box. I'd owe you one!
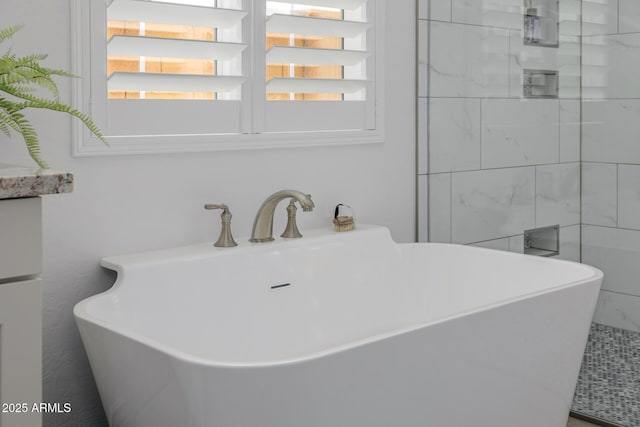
[571,323,640,427]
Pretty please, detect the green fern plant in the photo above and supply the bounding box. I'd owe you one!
[0,25,106,168]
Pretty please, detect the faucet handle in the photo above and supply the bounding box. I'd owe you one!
[281,199,303,239]
[205,204,231,212]
[204,204,238,248]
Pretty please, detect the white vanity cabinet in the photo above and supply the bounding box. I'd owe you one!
[0,165,73,427]
[0,197,42,427]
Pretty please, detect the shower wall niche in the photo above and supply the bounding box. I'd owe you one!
[523,69,559,98]
[524,0,559,47]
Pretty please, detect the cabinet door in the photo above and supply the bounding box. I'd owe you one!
[0,197,42,280]
[0,279,42,427]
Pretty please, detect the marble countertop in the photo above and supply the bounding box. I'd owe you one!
[0,163,73,199]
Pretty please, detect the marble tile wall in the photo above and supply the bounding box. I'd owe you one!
[417,0,581,264]
[582,0,640,332]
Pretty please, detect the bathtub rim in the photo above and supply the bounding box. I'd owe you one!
[74,240,603,369]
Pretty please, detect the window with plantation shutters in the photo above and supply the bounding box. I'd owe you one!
[71,0,383,156]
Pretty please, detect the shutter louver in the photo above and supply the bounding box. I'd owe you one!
[107,0,247,97]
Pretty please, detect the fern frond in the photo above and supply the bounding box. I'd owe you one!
[15,53,48,62]
[42,67,76,79]
[0,56,63,99]
[9,109,47,169]
[0,99,22,134]
[0,25,23,44]
[30,75,60,99]
[5,84,37,94]
[1,98,47,167]
[0,110,13,136]
[0,120,10,137]
[3,86,107,145]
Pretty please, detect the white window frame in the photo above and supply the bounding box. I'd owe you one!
[70,0,385,158]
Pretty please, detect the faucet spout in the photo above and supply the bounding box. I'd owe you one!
[250,190,315,243]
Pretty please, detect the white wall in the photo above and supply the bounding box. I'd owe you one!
[0,1,416,425]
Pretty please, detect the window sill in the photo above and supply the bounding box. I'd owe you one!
[72,128,385,158]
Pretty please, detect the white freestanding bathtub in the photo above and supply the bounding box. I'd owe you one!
[74,225,602,427]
